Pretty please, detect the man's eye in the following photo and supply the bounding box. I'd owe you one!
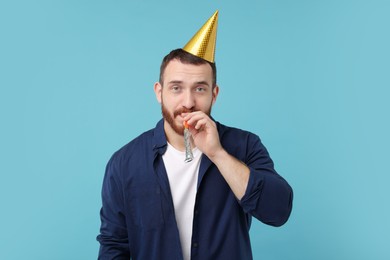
[171,86,181,92]
[195,87,206,92]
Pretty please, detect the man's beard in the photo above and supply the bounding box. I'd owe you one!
[161,100,212,136]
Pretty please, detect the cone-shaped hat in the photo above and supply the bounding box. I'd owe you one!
[183,10,219,63]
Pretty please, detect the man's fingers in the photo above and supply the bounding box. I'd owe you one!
[183,112,209,128]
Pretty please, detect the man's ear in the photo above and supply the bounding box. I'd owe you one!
[154,82,162,104]
[212,85,219,105]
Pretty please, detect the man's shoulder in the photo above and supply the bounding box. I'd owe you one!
[126,128,154,146]
[216,121,259,140]
[216,121,267,160]
[109,127,156,163]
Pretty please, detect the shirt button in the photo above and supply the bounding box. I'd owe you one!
[194,210,199,215]
[193,242,198,248]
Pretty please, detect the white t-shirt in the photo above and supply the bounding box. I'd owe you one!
[162,143,202,260]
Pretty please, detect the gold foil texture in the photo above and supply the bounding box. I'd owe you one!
[182,10,219,63]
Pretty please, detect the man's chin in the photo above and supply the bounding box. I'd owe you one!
[173,123,185,136]
[173,117,185,133]
[161,105,188,135]
[164,119,184,136]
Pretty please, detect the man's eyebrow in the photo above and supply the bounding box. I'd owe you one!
[194,81,210,86]
[167,80,183,85]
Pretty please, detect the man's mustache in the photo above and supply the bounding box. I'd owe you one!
[174,108,196,117]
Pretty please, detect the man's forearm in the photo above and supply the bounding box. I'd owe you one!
[209,148,250,200]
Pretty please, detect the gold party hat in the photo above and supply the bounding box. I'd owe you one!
[183,10,219,63]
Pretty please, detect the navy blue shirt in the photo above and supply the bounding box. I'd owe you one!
[97,119,293,259]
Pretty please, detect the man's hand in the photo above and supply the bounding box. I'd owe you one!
[183,111,250,200]
[182,111,223,159]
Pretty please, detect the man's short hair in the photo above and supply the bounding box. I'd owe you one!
[159,49,217,87]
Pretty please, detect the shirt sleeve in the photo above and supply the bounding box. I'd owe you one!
[239,134,293,227]
[97,155,131,259]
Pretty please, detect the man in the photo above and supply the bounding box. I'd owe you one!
[97,11,293,260]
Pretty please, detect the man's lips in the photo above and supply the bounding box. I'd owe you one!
[174,109,195,118]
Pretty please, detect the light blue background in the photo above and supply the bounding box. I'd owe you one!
[1,1,389,259]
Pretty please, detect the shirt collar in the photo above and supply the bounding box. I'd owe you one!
[152,119,168,155]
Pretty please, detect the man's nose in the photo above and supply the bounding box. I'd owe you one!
[183,90,195,109]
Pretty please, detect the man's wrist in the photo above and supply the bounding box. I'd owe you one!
[208,146,228,164]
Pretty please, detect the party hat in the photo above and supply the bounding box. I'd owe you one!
[182,10,219,63]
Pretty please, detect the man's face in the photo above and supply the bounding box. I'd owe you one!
[154,59,219,135]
